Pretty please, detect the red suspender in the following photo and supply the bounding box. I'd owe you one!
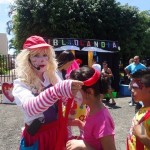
[136,138,144,150]
[55,98,73,150]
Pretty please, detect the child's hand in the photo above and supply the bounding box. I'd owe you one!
[132,120,141,137]
[132,120,150,148]
[66,139,86,150]
[66,140,95,150]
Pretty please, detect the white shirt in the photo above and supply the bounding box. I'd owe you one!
[12,72,62,125]
[56,70,64,80]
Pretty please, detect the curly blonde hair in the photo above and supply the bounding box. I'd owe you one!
[15,46,58,92]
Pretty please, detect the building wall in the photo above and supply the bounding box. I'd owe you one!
[0,33,8,55]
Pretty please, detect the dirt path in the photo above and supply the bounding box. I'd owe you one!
[0,97,134,150]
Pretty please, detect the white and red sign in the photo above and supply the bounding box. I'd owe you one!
[2,82,15,103]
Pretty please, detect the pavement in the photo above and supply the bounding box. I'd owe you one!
[105,97,135,150]
[0,96,135,150]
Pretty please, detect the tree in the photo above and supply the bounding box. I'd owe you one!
[139,11,150,58]
[8,0,150,63]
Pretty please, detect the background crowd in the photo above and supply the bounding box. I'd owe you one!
[12,35,150,150]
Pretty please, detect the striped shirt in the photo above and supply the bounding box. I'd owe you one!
[13,79,72,124]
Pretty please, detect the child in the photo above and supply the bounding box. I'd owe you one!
[66,66,116,150]
[12,35,83,150]
[127,69,150,149]
[56,50,87,139]
[66,59,80,78]
[57,50,75,80]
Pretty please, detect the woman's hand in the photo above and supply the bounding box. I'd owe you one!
[71,80,83,96]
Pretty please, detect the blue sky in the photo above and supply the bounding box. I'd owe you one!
[0,0,13,33]
[0,0,150,53]
[116,0,150,10]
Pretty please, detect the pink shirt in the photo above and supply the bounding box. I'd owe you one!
[84,107,115,149]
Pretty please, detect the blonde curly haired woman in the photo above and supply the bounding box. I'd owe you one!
[12,35,83,150]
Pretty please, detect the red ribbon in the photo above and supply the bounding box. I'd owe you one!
[83,69,100,86]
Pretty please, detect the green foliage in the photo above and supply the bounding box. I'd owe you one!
[139,11,150,58]
[9,0,150,61]
[0,55,8,75]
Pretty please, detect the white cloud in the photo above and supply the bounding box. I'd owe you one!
[0,0,14,4]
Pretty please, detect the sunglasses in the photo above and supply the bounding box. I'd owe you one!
[130,79,143,89]
[103,64,107,65]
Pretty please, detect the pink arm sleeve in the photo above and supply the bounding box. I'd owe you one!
[66,60,79,75]
[23,80,72,116]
